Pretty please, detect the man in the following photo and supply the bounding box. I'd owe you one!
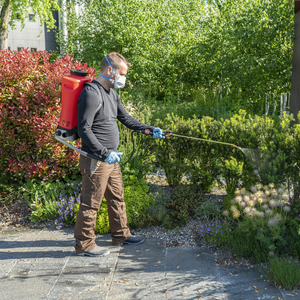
[74,52,164,256]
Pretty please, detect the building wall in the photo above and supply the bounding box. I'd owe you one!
[8,13,46,51]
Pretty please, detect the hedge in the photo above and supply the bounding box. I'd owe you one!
[0,49,95,181]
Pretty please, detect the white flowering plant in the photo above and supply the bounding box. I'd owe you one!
[224,183,290,223]
[224,183,292,262]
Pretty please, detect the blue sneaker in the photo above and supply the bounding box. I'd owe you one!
[121,236,145,245]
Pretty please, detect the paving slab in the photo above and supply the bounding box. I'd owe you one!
[0,226,298,300]
[216,262,298,300]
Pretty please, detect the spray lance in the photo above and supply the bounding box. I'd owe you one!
[127,129,249,160]
[162,130,243,151]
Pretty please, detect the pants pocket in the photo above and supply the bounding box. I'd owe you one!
[81,173,96,206]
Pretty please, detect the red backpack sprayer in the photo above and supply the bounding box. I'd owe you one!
[54,70,103,160]
[55,69,251,166]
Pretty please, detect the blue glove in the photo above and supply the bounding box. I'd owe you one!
[152,128,165,139]
[104,152,123,164]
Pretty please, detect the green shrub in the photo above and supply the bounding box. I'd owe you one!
[145,113,197,187]
[195,200,222,220]
[285,218,300,259]
[142,110,295,199]
[30,200,59,223]
[0,183,22,207]
[144,113,221,190]
[145,189,170,226]
[221,157,244,198]
[255,113,293,186]
[267,256,300,290]
[123,172,155,229]
[163,184,202,229]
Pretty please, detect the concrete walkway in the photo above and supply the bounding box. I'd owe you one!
[0,226,297,300]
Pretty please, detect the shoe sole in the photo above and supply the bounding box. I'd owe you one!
[120,239,145,246]
[77,251,110,257]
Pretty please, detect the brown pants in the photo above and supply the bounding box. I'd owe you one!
[74,155,131,254]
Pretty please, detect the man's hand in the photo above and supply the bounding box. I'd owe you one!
[104,152,123,164]
[152,128,165,139]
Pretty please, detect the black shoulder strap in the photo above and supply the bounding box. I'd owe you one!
[84,81,103,113]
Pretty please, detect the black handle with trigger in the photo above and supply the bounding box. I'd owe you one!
[133,129,153,136]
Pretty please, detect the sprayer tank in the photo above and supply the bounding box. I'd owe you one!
[58,70,91,133]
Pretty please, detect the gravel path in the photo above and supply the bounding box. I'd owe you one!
[135,217,200,248]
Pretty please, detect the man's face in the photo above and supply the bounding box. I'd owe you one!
[107,61,128,86]
[115,61,128,78]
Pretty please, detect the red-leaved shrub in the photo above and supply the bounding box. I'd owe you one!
[0,49,96,180]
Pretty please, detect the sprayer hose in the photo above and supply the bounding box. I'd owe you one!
[169,133,241,150]
[119,130,136,167]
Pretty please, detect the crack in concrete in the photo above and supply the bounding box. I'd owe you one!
[46,254,71,298]
[215,260,229,300]
[106,246,121,300]
[165,247,169,299]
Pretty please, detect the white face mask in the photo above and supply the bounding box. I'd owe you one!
[99,56,126,89]
[113,75,126,89]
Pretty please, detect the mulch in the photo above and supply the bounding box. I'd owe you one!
[0,198,54,229]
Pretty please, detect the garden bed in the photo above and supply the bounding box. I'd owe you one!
[0,198,55,230]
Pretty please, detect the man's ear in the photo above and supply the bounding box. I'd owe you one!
[106,66,113,76]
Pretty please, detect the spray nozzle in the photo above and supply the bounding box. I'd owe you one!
[163,130,173,138]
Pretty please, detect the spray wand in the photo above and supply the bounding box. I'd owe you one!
[162,130,242,151]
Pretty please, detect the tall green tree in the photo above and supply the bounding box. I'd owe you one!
[57,0,206,99]
[0,0,59,49]
[57,0,293,115]
[189,0,294,114]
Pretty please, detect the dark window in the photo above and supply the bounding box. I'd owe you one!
[31,48,37,52]
[29,14,35,21]
[8,47,10,51]
[17,47,23,52]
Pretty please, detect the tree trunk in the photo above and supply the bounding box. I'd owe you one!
[0,0,11,49]
[290,3,300,124]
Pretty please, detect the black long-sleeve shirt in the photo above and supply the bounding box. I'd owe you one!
[77,80,154,160]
